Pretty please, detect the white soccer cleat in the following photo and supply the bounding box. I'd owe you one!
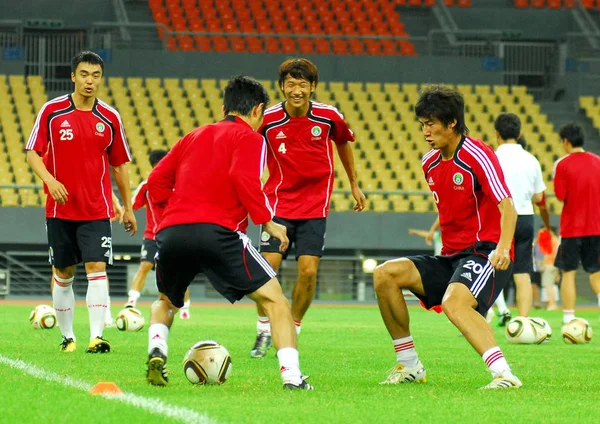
[380,361,427,384]
[124,299,136,309]
[481,375,522,390]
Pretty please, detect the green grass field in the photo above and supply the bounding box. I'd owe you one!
[1,302,599,423]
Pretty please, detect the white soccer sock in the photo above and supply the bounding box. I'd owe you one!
[53,274,75,340]
[182,299,190,309]
[257,316,271,334]
[86,272,109,340]
[294,320,302,335]
[127,290,140,307]
[105,295,112,322]
[148,323,169,356]
[393,336,419,367]
[482,347,513,378]
[277,347,302,385]
[494,290,510,315]
[563,309,575,324]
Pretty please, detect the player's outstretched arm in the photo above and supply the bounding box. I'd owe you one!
[491,197,517,271]
[532,191,552,232]
[409,216,439,245]
[335,141,366,212]
[112,164,137,236]
[26,150,68,205]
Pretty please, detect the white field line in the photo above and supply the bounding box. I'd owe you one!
[0,354,215,424]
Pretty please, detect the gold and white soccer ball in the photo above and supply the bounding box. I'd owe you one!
[115,308,145,332]
[529,317,552,343]
[561,318,593,344]
[29,304,57,329]
[183,340,232,385]
[505,317,547,344]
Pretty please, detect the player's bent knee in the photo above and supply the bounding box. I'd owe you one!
[373,259,414,292]
[55,265,76,279]
[298,265,318,280]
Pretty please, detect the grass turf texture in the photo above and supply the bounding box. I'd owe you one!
[1,304,599,423]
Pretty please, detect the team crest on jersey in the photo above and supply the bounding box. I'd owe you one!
[453,172,464,185]
[311,126,322,137]
[260,231,271,242]
[96,122,105,133]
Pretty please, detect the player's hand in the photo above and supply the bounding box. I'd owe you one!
[112,201,124,224]
[264,220,289,253]
[351,183,366,212]
[490,247,511,271]
[46,178,68,205]
[425,230,435,246]
[123,209,137,236]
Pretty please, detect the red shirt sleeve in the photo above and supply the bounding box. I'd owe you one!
[25,104,51,154]
[469,144,511,203]
[230,134,273,225]
[553,159,566,201]
[148,140,180,206]
[132,181,149,211]
[107,112,132,166]
[330,110,355,145]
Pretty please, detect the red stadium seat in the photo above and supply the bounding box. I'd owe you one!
[246,36,263,52]
[425,0,436,5]
[239,20,256,32]
[229,36,246,52]
[409,0,422,5]
[458,0,472,5]
[178,36,195,51]
[194,35,212,51]
[581,0,594,7]
[514,0,528,7]
[531,0,545,8]
[265,37,280,53]
[280,37,296,53]
[563,0,575,6]
[547,0,561,7]
[257,21,274,33]
[444,0,454,5]
[298,38,314,54]
[348,39,364,54]
[211,36,229,52]
[365,39,382,55]
[315,40,332,54]
[332,39,349,54]
[400,40,417,56]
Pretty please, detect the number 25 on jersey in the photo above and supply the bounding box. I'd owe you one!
[59,129,73,140]
[278,143,287,154]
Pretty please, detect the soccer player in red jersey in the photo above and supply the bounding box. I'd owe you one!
[25,51,136,354]
[250,58,366,357]
[553,123,600,324]
[374,86,522,389]
[146,76,313,390]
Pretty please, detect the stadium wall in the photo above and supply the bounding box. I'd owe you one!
[1,0,115,28]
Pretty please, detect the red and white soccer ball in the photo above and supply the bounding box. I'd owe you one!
[561,318,593,344]
[183,340,232,385]
[30,304,57,329]
[116,308,145,332]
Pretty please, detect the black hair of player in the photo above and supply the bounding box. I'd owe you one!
[149,149,168,168]
[558,122,584,148]
[517,134,527,149]
[415,86,468,135]
[278,58,319,88]
[71,51,104,74]
[494,113,521,140]
[223,76,270,117]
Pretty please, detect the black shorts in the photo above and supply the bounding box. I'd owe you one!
[513,215,534,274]
[555,236,600,273]
[259,217,326,260]
[407,242,513,316]
[530,271,541,286]
[46,218,112,268]
[140,238,158,268]
[155,223,276,308]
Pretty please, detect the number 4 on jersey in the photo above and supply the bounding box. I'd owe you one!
[278,143,287,154]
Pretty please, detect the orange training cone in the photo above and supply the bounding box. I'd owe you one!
[89,382,123,395]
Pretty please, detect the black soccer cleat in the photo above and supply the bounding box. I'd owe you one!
[283,376,314,390]
[146,347,169,386]
[497,311,512,327]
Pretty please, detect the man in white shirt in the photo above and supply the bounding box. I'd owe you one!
[494,113,551,319]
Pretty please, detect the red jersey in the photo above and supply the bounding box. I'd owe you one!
[148,116,273,233]
[260,101,354,219]
[553,152,600,237]
[26,94,131,220]
[132,180,159,240]
[422,136,512,256]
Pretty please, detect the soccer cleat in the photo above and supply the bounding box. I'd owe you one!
[497,311,512,327]
[124,299,136,309]
[179,309,190,320]
[481,375,522,390]
[147,347,169,386]
[380,361,427,384]
[283,376,314,390]
[85,337,111,353]
[59,336,76,353]
[250,332,272,358]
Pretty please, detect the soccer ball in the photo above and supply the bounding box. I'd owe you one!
[115,308,145,332]
[561,318,593,344]
[183,340,232,385]
[30,304,57,329]
[505,317,546,344]
[529,317,552,342]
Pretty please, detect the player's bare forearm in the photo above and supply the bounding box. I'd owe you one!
[429,216,440,233]
[111,164,132,210]
[26,150,54,184]
[335,141,358,185]
[497,197,517,250]
[537,203,552,232]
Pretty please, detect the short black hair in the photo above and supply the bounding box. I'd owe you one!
[278,58,319,88]
[494,113,521,140]
[71,51,104,74]
[223,76,270,116]
[415,86,468,135]
[559,122,584,147]
[149,149,168,167]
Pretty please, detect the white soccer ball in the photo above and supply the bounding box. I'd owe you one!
[561,318,593,344]
[505,317,546,344]
[183,340,232,385]
[30,304,57,329]
[115,308,145,332]
[529,317,552,343]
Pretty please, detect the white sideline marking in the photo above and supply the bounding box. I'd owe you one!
[0,354,215,424]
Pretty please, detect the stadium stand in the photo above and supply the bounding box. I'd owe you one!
[580,96,600,136]
[514,0,595,8]
[0,74,563,214]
